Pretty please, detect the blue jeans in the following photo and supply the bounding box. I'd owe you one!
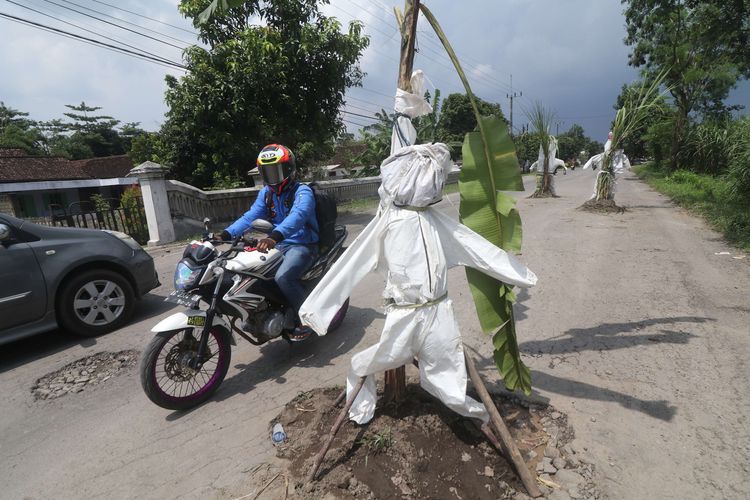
[275,243,317,312]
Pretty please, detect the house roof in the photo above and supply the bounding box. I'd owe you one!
[0,149,133,183]
[72,155,134,179]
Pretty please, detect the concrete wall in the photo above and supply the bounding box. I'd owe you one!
[165,172,459,232]
[0,193,15,216]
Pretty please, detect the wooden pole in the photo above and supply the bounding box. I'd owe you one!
[307,376,367,483]
[398,0,421,91]
[383,0,421,405]
[464,351,542,498]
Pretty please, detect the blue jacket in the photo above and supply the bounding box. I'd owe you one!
[225,182,319,245]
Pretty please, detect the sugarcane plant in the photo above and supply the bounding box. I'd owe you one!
[592,73,668,202]
[527,102,557,197]
[419,5,531,395]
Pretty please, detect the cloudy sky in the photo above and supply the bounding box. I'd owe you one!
[1,0,748,142]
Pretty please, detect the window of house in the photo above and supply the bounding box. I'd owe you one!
[14,194,37,218]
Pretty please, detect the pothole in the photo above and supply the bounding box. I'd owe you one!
[32,350,139,400]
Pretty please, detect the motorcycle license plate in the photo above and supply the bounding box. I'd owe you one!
[165,290,201,308]
[186,315,206,326]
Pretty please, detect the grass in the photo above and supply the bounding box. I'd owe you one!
[358,427,393,454]
[633,163,750,251]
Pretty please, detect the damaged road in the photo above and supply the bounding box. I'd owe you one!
[0,172,748,499]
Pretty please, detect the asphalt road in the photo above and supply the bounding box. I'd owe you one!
[1,170,748,499]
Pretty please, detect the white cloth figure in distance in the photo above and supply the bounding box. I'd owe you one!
[530,136,566,174]
[299,143,538,424]
[583,132,631,198]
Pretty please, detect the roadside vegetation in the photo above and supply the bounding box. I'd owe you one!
[634,156,750,251]
[618,2,749,249]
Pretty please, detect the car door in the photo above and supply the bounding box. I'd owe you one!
[0,217,47,331]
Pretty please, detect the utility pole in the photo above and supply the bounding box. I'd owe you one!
[384,0,421,403]
[506,74,521,136]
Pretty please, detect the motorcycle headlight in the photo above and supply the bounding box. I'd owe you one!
[174,261,203,290]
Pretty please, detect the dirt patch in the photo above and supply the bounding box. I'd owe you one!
[578,199,626,213]
[32,350,138,400]
[270,384,602,499]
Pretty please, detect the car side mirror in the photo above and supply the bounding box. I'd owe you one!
[0,224,10,242]
[250,219,274,233]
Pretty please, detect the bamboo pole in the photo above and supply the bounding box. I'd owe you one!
[464,352,542,498]
[383,0,420,404]
[307,376,367,483]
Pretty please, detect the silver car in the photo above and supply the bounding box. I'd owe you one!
[0,213,159,345]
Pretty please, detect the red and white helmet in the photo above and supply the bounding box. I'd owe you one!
[257,144,296,187]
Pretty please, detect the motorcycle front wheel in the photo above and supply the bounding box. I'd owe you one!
[140,327,231,411]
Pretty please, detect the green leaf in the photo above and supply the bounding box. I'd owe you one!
[495,192,522,253]
[420,4,531,395]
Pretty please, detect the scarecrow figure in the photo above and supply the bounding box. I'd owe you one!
[583,131,631,199]
[530,136,567,175]
[299,142,537,424]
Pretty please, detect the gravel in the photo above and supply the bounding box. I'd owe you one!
[31,350,138,401]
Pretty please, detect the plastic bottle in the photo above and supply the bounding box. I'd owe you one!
[271,423,286,445]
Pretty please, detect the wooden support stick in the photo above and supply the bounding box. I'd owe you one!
[333,389,346,407]
[478,422,508,457]
[307,376,367,483]
[464,352,542,498]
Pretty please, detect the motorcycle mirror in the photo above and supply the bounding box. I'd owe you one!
[250,219,274,233]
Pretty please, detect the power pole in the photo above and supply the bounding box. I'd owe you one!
[506,74,521,135]
[384,0,421,403]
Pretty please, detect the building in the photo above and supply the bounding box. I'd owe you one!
[0,149,136,218]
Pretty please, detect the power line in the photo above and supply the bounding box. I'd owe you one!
[91,0,196,35]
[39,0,184,50]
[342,117,372,128]
[6,0,181,67]
[344,102,384,115]
[0,11,186,70]
[345,93,392,109]
[52,0,194,46]
[341,109,381,121]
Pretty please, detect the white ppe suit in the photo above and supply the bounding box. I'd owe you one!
[530,137,566,174]
[583,134,631,198]
[299,143,538,425]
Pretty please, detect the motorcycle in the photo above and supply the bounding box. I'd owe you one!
[140,218,349,410]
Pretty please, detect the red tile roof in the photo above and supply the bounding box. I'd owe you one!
[0,149,133,183]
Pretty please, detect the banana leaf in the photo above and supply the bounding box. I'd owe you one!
[460,117,531,395]
[420,4,532,395]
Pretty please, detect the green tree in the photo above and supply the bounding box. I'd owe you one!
[162,0,369,188]
[436,93,506,154]
[0,102,44,154]
[352,109,393,175]
[622,0,750,169]
[556,124,588,161]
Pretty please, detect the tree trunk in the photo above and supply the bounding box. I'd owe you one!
[383,0,420,404]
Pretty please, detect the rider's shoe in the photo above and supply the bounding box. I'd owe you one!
[289,326,313,342]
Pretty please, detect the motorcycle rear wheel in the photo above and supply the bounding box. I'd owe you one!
[140,327,231,411]
[328,298,350,332]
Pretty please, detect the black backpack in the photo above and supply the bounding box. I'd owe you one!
[264,181,338,250]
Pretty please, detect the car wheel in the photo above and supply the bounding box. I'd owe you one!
[58,269,135,337]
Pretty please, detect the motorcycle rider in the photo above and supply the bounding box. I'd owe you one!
[219,144,318,341]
